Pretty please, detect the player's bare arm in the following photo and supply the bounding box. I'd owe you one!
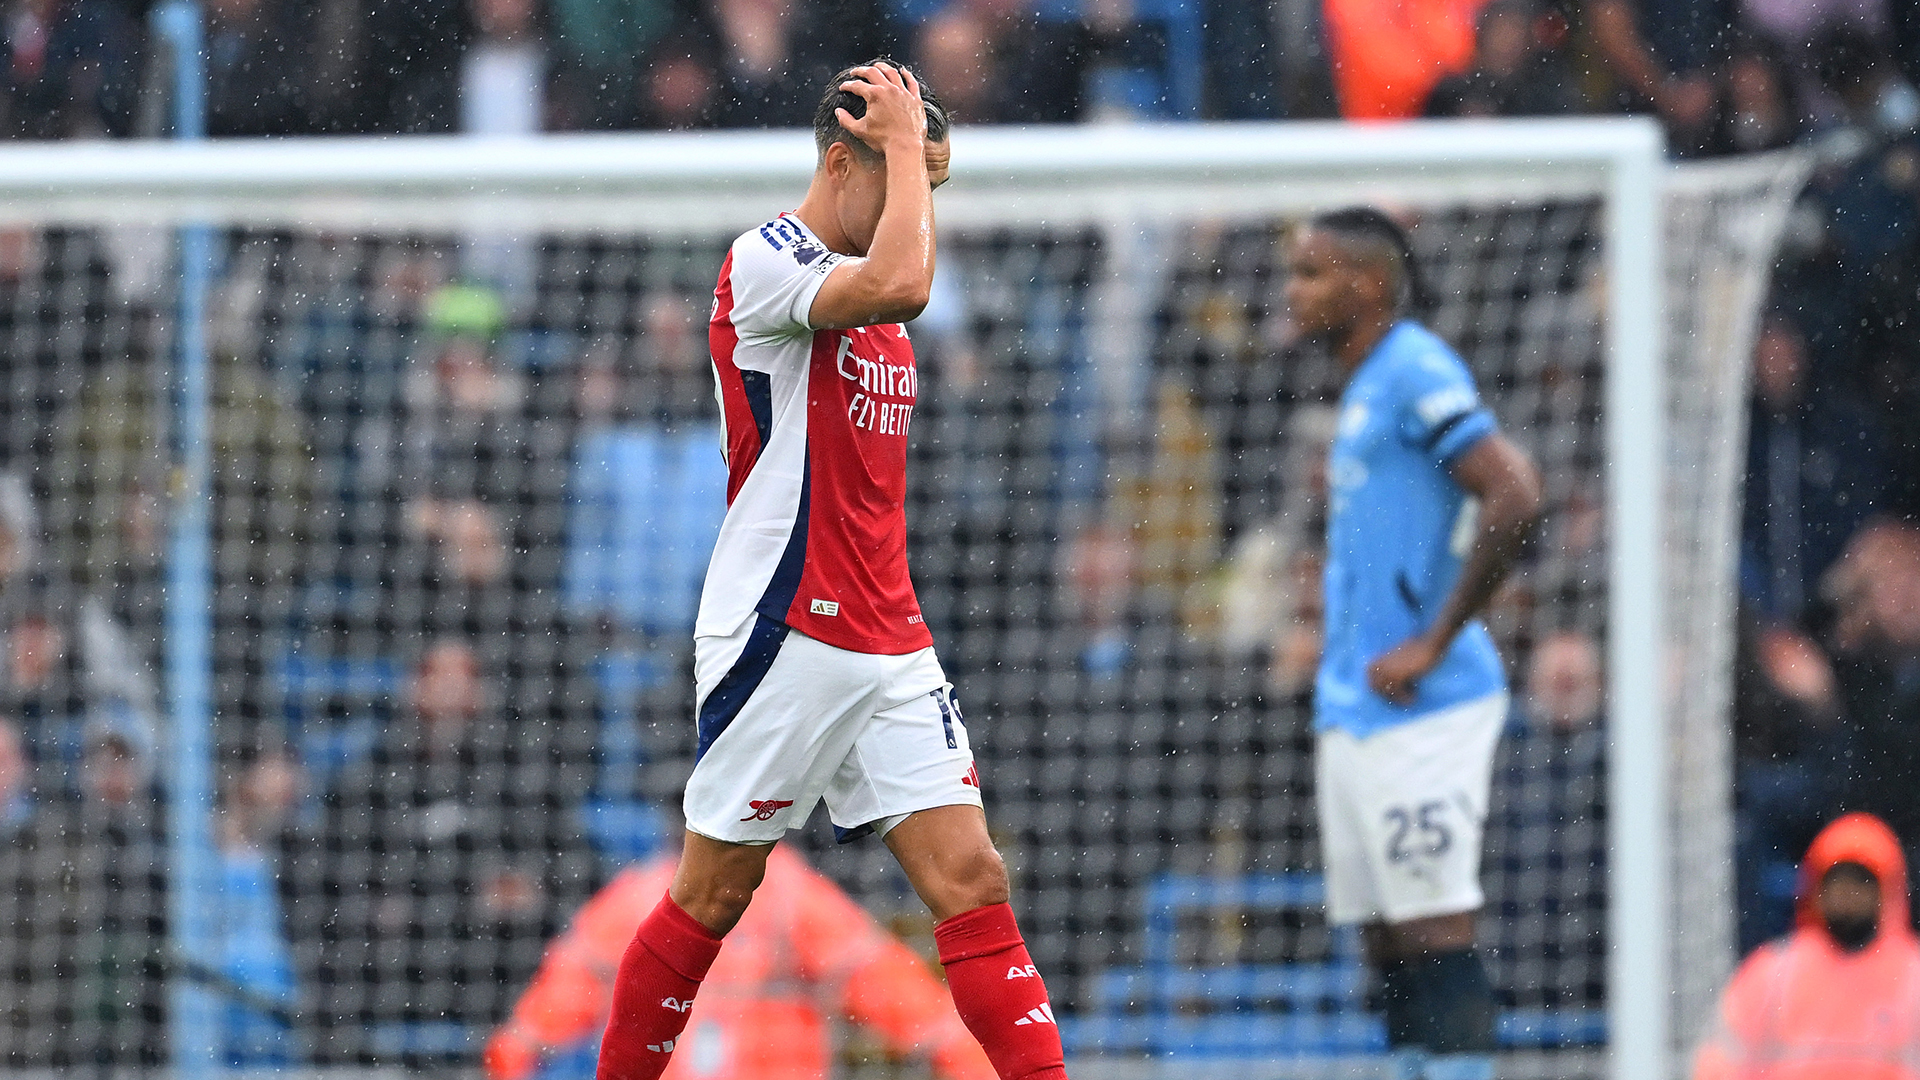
[1367,432,1543,704]
[803,63,942,329]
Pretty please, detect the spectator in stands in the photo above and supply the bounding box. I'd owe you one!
[1524,629,1603,734]
[413,496,512,586]
[1822,520,1920,882]
[0,0,141,138]
[1733,621,1847,950]
[1205,0,1283,117]
[914,0,1001,121]
[483,843,995,1080]
[7,598,115,795]
[1741,0,1889,52]
[545,0,679,129]
[0,715,30,831]
[52,712,168,1069]
[573,291,709,435]
[0,718,32,837]
[1740,313,1887,622]
[1809,24,1920,216]
[1268,547,1327,699]
[377,241,457,324]
[312,637,595,1065]
[1485,629,1608,1014]
[562,303,729,638]
[404,317,530,592]
[636,36,722,129]
[708,0,811,126]
[1217,404,1336,699]
[912,0,1087,123]
[463,0,548,134]
[1868,323,1920,522]
[1819,20,1920,137]
[701,0,901,127]
[361,0,466,133]
[0,718,52,1065]
[1897,0,1920,84]
[1425,0,1580,117]
[1714,35,1803,153]
[416,320,519,418]
[1322,0,1480,118]
[214,749,302,1066]
[1585,0,1730,153]
[2,627,61,744]
[1116,381,1223,626]
[205,0,315,137]
[1695,812,1920,1079]
[1804,24,1920,389]
[0,471,39,590]
[572,339,625,430]
[1064,519,1137,678]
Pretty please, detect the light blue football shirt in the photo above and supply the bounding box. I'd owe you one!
[1315,321,1507,738]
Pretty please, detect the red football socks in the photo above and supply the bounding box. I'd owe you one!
[595,893,724,1080]
[935,903,1069,1080]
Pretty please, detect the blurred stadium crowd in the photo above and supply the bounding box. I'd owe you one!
[0,0,1914,1073]
[5,0,1920,141]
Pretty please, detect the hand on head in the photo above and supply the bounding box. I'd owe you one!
[837,62,928,156]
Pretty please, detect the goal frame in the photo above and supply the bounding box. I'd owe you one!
[0,119,1671,1079]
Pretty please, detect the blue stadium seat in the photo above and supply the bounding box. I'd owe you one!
[1498,1008,1608,1048]
[1095,0,1203,119]
[578,650,669,864]
[564,427,728,636]
[276,653,401,709]
[273,652,399,789]
[1063,872,1387,1059]
[1062,872,1607,1061]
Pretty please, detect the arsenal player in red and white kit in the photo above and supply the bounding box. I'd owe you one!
[594,62,1071,1080]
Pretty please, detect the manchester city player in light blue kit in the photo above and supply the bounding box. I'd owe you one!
[1285,208,1543,1073]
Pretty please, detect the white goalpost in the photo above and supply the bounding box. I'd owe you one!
[0,121,1802,1079]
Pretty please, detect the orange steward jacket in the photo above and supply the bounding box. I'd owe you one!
[1694,812,1920,1080]
[483,846,994,1080]
[1323,0,1484,118]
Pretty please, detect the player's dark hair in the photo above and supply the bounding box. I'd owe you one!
[813,58,949,163]
[1309,206,1432,313]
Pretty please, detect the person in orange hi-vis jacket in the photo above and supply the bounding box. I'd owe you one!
[1323,0,1486,119]
[1694,812,1920,1080]
[484,844,997,1080]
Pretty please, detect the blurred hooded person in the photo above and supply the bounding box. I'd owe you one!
[1694,812,1920,1080]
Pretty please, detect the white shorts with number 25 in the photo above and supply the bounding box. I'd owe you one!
[1315,692,1508,926]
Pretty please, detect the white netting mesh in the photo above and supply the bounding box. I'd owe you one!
[0,132,1800,1076]
[1662,152,1815,1053]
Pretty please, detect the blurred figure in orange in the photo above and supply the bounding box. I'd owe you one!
[1694,812,1920,1080]
[484,844,995,1080]
[1323,0,1484,118]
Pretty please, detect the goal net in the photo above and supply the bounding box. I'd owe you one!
[0,123,1802,1078]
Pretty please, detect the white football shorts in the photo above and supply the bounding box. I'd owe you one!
[1316,692,1508,926]
[681,614,983,845]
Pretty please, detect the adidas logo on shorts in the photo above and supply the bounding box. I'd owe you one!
[810,598,840,616]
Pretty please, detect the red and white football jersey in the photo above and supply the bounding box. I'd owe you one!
[699,212,933,656]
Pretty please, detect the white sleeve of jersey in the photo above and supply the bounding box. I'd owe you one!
[726,220,846,353]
